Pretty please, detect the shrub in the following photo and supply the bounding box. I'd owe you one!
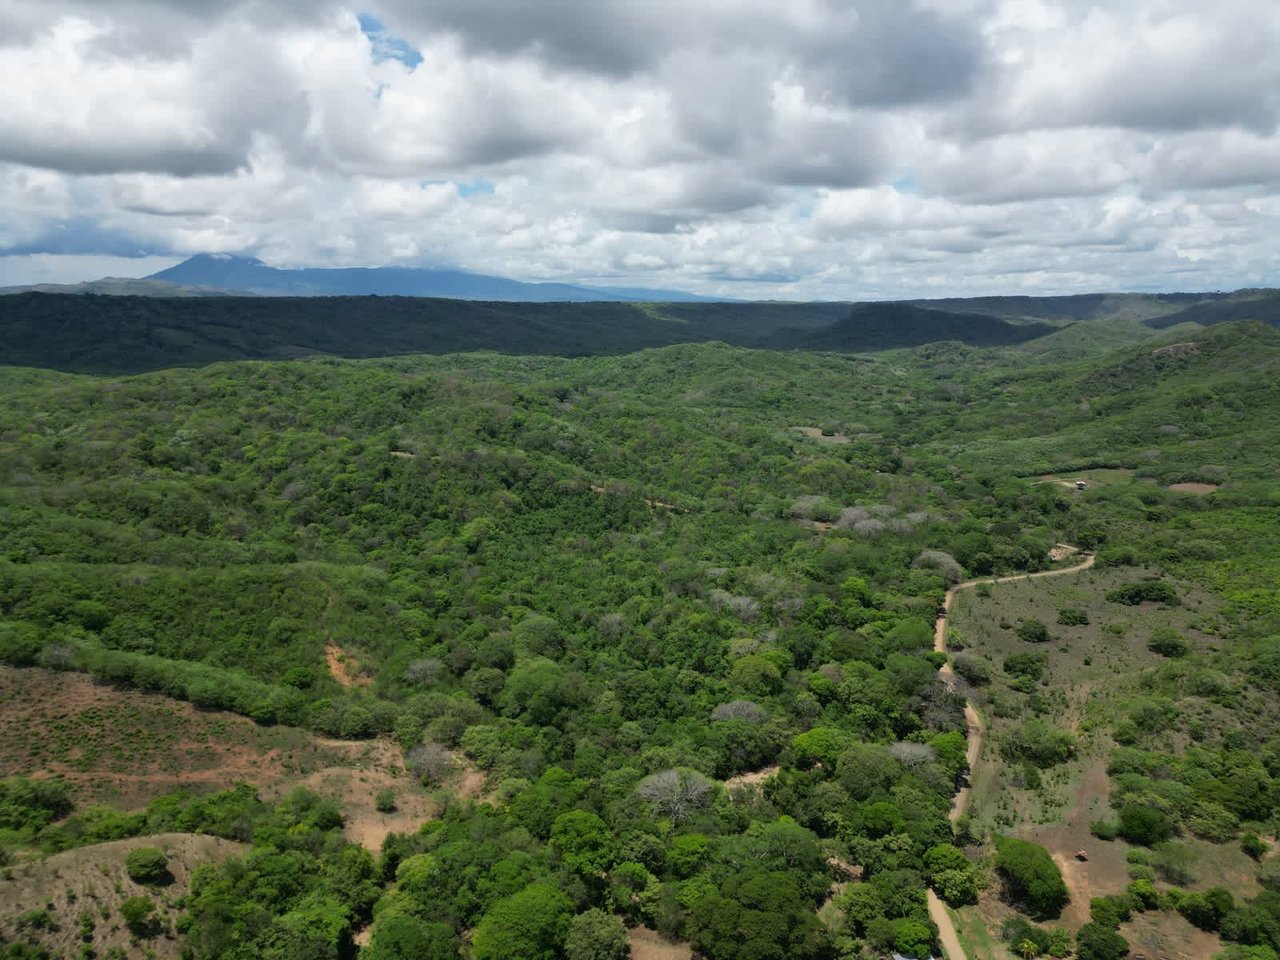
[1117,805,1173,846]
[1147,628,1189,658]
[120,896,156,936]
[1090,820,1119,841]
[124,847,169,885]
[951,654,990,686]
[1107,581,1179,606]
[1242,833,1269,861]
[374,790,396,813]
[1076,921,1128,960]
[1057,607,1090,626]
[1016,619,1050,643]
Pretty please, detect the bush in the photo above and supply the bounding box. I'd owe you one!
[1147,628,1189,658]
[120,896,156,936]
[1242,833,1269,861]
[1076,921,1128,960]
[952,654,990,686]
[1090,820,1119,841]
[994,836,1069,918]
[1117,805,1173,846]
[124,847,169,885]
[1107,580,1180,606]
[1057,607,1090,626]
[374,790,396,813]
[1016,619,1051,643]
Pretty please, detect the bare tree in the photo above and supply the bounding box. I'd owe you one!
[913,549,965,583]
[406,742,455,784]
[889,741,937,770]
[635,769,714,823]
[711,700,768,724]
[403,658,445,686]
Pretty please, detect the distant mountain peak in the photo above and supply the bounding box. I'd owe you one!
[145,254,721,303]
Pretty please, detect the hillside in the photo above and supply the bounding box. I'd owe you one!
[769,301,1060,350]
[2,321,1279,960]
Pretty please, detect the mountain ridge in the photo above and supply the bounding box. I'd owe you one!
[144,254,724,303]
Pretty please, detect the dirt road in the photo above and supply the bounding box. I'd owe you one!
[928,551,1096,960]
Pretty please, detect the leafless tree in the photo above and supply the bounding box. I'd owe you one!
[711,700,768,724]
[635,769,714,822]
[406,742,455,783]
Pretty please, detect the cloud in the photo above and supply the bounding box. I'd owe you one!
[0,0,1277,298]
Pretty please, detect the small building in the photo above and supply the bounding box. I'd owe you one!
[1075,480,1088,490]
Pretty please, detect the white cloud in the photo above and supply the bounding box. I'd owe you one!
[0,0,1277,297]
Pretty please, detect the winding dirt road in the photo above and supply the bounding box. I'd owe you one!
[926,550,1096,960]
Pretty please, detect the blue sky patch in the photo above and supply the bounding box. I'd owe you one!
[458,179,496,198]
[359,13,423,69]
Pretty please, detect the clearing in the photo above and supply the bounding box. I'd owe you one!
[628,926,693,960]
[792,426,851,444]
[1168,482,1219,494]
[0,667,465,850]
[946,564,1261,957]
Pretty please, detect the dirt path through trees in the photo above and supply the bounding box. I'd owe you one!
[928,551,1096,960]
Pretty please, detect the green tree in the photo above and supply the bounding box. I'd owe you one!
[364,915,459,960]
[124,846,169,885]
[550,810,615,875]
[1117,805,1173,846]
[471,883,573,960]
[564,909,629,960]
[994,836,1069,918]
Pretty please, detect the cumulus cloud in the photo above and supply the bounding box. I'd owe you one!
[0,0,1277,297]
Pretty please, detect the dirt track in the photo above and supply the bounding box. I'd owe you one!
[929,551,1096,960]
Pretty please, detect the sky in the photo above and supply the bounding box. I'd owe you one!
[1,0,1278,299]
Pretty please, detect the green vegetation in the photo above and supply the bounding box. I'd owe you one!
[1,300,1279,959]
[123,845,169,884]
[994,836,1070,918]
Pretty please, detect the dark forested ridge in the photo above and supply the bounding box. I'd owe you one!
[2,302,1279,960]
[2,287,1270,375]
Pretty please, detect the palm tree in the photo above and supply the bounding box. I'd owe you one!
[1018,939,1039,960]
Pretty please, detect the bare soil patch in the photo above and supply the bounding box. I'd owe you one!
[724,765,779,793]
[0,832,244,960]
[325,643,371,688]
[0,667,442,846]
[1121,909,1224,960]
[628,927,693,960]
[792,426,851,444]
[1168,482,1218,494]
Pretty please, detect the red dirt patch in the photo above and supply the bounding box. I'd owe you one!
[1168,482,1218,494]
[0,667,439,846]
[325,643,371,688]
[724,765,780,793]
[628,927,693,960]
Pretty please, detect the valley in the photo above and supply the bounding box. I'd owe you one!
[1,295,1278,960]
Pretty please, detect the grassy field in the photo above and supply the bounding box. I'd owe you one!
[949,561,1269,954]
[0,832,244,960]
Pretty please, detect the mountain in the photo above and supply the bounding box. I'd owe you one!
[146,254,720,302]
